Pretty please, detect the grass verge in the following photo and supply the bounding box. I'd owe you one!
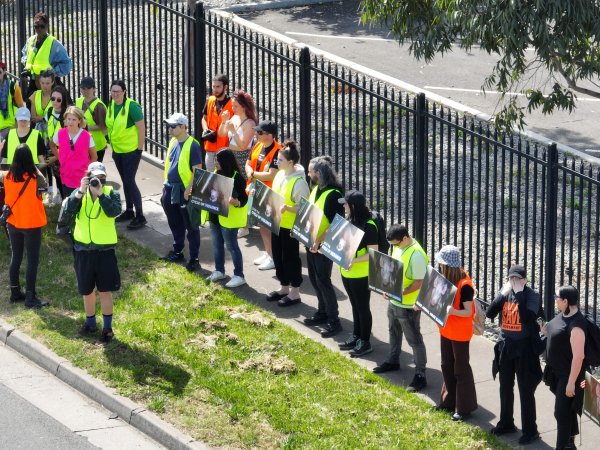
[0,208,506,449]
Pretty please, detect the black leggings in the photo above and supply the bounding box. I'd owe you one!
[341,276,372,341]
[8,225,42,293]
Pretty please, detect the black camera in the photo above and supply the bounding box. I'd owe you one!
[89,178,100,188]
[201,129,217,143]
[0,204,12,227]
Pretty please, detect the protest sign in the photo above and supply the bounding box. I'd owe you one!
[291,197,324,248]
[190,169,233,216]
[320,214,365,271]
[368,248,404,302]
[416,266,457,327]
[249,180,285,235]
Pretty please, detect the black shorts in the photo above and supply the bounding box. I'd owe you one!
[74,249,121,295]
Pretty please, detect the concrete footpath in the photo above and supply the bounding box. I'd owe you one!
[4,152,599,449]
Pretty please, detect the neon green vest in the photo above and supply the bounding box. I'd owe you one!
[0,81,16,130]
[34,90,51,117]
[271,170,301,230]
[390,240,429,307]
[25,35,56,76]
[73,186,118,245]
[46,111,62,142]
[340,219,377,279]
[106,98,140,153]
[163,136,198,187]
[219,172,248,229]
[6,129,40,164]
[308,186,341,238]
[76,97,107,150]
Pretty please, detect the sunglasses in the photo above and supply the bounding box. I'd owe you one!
[50,96,62,103]
[168,124,180,129]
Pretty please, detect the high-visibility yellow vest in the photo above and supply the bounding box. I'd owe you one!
[390,240,429,307]
[0,81,16,130]
[340,219,376,279]
[73,186,118,245]
[46,111,62,142]
[308,185,341,238]
[24,34,56,76]
[76,97,107,150]
[106,98,140,153]
[163,136,199,187]
[34,90,52,118]
[271,169,302,230]
[6,129,40,164]
[219,171,247,229]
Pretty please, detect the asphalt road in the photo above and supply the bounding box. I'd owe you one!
[238,0,600,156]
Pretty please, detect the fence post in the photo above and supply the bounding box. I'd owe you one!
[98,0,109,104]
[543,142,559,320]
[299,46,311,170]
[194,1,207,140]
[413,93,427,246]
[16,0,26,63]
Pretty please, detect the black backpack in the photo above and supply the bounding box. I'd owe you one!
[371,211,389,254]
[585,318,600,368]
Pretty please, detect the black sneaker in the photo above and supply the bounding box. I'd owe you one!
[372,362,400,373]
[320,320,342,338]
[518,432,540,445]
[338,335,358,350]
[349,339,373,358]
[9,288,25,303]
[127,215,147,230]
[77,323,98,336]
[186,258,200,272]
[100,328,114,343]
[407,373,427,392]
[115,210,135,223]
[24,292,49,309]
[161,250,185,262]
[304,313,328,326]
[489,424,517,436]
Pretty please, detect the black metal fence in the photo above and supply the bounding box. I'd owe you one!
[1,0,598,322]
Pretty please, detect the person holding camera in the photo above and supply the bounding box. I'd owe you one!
[201,74,233,173]
[1,144,48,308]
[62,161,121,343]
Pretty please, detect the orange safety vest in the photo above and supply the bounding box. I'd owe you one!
[4,173,47,229]
[439,274,475,342]
[245,140,282,191]
[204,96,233,153]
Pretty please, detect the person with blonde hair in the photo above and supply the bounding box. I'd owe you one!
[53,105,97,197]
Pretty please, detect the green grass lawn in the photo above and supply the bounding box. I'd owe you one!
[0,208,506,449]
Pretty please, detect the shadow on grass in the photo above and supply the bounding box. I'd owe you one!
[38,309,191,397]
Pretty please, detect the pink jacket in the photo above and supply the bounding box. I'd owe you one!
[58,128,92,189]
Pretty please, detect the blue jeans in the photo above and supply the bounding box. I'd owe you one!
[113,150,143,216]
[209,222,244,277]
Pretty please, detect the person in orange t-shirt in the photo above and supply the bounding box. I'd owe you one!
[1,144,48,308]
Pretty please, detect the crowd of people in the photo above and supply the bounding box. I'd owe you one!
[0,12,597,450]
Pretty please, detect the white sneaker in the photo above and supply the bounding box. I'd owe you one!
[258,257,275,271]
[207,271,226,282]
[237,227,249,238]
[225,275,246,288]
[253,252,268,265]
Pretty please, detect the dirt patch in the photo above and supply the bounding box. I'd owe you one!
[235,352,296,374]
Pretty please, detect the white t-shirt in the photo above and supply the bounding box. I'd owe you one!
[53,128,95,148]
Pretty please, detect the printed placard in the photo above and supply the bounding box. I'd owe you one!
[291,197,324,248]
[190,168,234,216]
[249,180,285,235]
[584,371,600,426]
[320,214,365,271]
[416,266,457,327]
[368,248,404,302]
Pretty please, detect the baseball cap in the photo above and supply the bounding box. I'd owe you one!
[15,107,31,121]
[435,245,462,268]
[164,112,188,126]
[79,76,95,89]
[254,120,277,136]
[338,190,366,208]
[88,161,107,176]
[508,265,527,279]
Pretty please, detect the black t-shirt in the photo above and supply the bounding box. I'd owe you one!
[202,96,231,116]
[355,220,378,253]
[314,184,344,224]
[256,142,279,170]
[458,285,475,309]
[1,130,46,159]
[546,311,587,378]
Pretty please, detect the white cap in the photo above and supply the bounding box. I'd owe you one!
[88,161,107,176]
[15,107,31,121]
[164,112,188,126]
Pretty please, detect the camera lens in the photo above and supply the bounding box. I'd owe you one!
[90,178,100,187]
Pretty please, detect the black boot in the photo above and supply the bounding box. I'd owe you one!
[24,291,50,309]
[9,286,25,303]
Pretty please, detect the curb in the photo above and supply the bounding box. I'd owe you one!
[0,319,208,450]
[216,0,341,13]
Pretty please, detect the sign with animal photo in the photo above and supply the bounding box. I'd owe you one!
[249,180,285,235]
[319,214,365,271]
[415,266,457,327]
[189,168,234,216]
[291,197,324,248]
[368,249,404,302]
[584,371,600,426]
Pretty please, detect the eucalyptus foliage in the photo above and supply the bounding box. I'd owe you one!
[360,0,600,130]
